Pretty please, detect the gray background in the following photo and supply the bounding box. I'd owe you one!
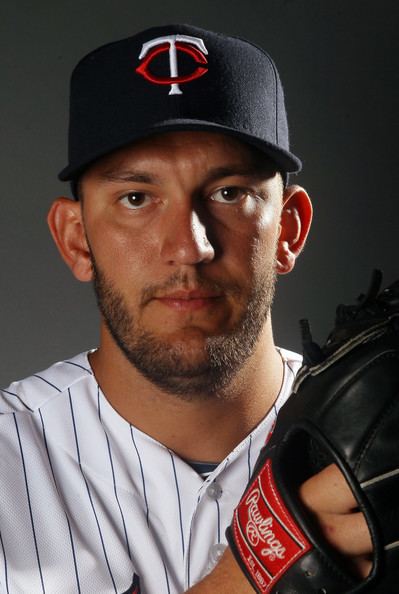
[1,0,397,386]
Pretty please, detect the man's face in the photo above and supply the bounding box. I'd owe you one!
[80,131,284,398]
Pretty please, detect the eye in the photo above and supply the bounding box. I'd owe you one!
[119,192,151,210]
[209,186,252,204]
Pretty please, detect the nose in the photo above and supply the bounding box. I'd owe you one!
[160,206,215,266]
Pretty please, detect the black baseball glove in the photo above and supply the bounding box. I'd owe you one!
[227,270,399,593]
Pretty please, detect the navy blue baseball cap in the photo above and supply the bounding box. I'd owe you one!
[58,24,301,182]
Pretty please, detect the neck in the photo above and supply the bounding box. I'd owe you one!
[89,319,283,462]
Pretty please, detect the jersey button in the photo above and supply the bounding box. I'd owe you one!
[209,543,227,565]
[206,482,223,500]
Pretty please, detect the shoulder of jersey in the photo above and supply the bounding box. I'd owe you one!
[0,348,302,414]
[0,352,93,414]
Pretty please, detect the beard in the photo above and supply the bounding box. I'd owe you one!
[92,257,277,400]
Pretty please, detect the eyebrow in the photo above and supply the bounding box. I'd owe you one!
[98,164,275,185]
[205,165,275,182]
[99,171,160,184]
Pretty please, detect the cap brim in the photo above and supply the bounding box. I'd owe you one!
[58,119,301,181]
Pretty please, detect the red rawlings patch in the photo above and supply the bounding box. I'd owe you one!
[232,459,311,593]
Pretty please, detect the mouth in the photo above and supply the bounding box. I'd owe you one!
[153,290,223,311]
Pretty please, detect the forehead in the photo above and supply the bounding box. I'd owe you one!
[83,130,277,179]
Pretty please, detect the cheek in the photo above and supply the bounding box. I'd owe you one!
[87,219,160,287]
[223,203,281,268]
[246,233,279,281]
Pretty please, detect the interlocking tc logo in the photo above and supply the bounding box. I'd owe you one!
[136,35,208,95]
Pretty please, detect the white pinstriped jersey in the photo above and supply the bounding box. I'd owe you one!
[0,348,302,594]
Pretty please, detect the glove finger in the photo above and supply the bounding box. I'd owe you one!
[349,555,373,579]
[298,464,373,566]
[313,510,373,557]
[299,463,358,513]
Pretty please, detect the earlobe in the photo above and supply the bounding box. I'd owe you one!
[47,198,93,282]
[276,185,313,275]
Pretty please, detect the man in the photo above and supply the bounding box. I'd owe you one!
[0,24,370,593]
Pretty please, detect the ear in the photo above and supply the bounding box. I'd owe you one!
[276,185,313,275]
[47,197,93,282]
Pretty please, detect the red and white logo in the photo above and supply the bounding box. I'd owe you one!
[245,489,287,561]
[232,459,311,592]
[136,34,208,95]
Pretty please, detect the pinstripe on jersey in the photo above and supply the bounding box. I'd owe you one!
[0,348,301,594]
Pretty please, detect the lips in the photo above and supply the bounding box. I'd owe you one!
[156,290,222,300]
[154,289,222,310]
